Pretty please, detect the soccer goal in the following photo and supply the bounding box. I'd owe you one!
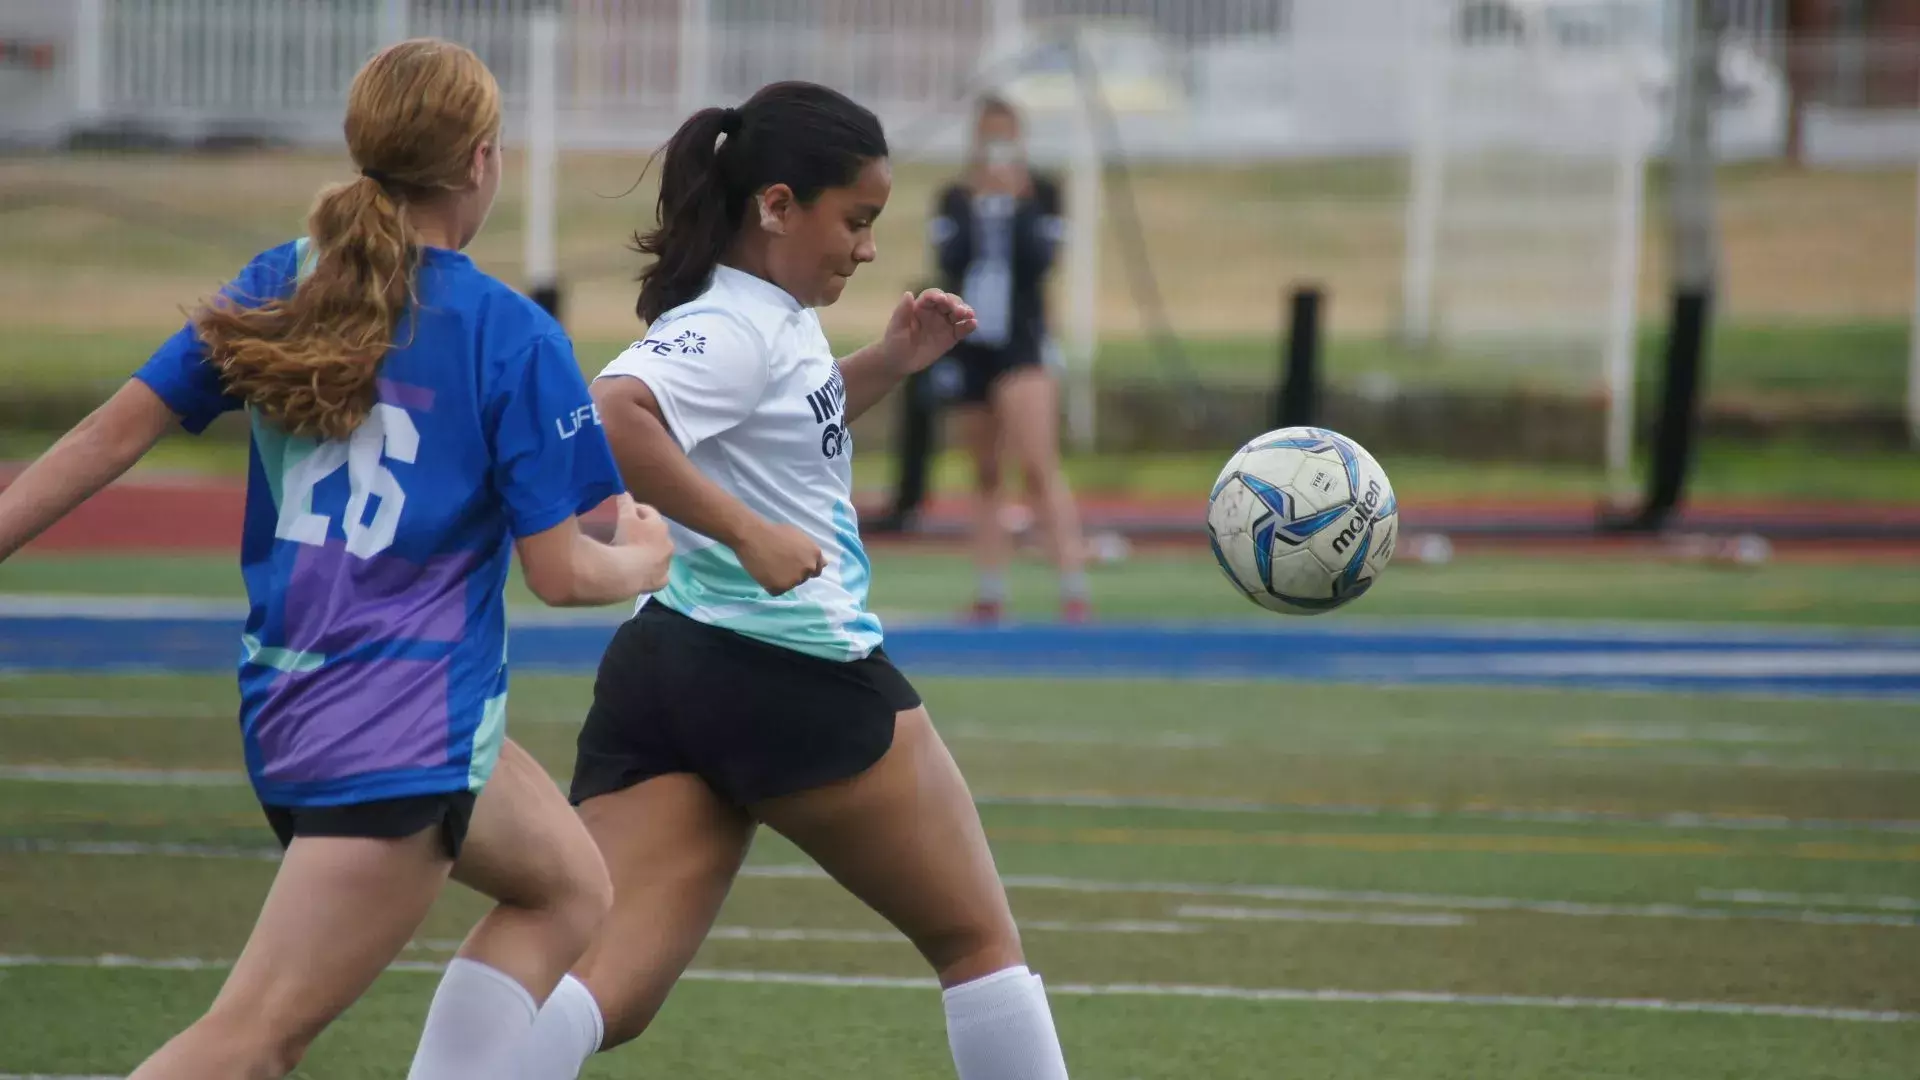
[1400,0,1659,491]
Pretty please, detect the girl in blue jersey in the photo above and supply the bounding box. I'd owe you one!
[0,41,671,1080]
[515,83,1073,1080]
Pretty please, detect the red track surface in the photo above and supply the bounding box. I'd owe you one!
[4,467,1916,561]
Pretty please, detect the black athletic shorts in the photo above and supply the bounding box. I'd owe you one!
[945,341,1043,405]
[262,792,477,861]
[570,602,922,808]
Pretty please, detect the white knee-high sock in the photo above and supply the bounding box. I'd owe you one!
[514,973,606,1080]
[407,958,540,1080]
[943,965,1071,1080]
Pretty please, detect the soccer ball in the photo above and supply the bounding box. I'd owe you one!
[1206,427,1399,615]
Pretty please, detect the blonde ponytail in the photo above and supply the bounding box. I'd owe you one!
[191,38,501,440]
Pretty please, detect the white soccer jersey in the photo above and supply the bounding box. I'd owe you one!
[597,265,883,661]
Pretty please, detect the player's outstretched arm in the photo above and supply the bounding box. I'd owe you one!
[838,289,977,423]
[0,381,177,563]
[592,375,825,596]
[517,495,674,607]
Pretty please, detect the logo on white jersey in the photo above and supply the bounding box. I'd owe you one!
[630,332,709,358]
[806,367,850,459]
[804,367,847,425]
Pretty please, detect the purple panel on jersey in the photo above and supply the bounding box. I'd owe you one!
[281,543,474,654]
[252,657,453,782]
[163,244,626,806]
[377,378,437,412]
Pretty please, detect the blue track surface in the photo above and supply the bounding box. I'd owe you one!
[1,602,1916,699]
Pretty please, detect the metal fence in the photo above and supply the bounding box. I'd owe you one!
[20,0,1904,162]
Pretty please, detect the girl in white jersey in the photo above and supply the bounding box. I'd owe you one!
[515,82,1074,1080]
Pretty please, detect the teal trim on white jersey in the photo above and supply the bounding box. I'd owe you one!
[655,543,858,659]
[602,266,885,662]
[831,499,883,642]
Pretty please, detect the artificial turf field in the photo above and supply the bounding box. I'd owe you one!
[7,129,1920,1080]
[1,549,1916,1078]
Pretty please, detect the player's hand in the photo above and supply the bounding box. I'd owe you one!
[611,495,674,593]
[882,289,978,375]
[736,519,827,596]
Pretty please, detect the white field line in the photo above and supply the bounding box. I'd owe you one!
[1175,906,1469,927]
[0,596,620,627]
[0,596,242,619]
[0,699,229,719]
[6,759,1917,835]
[0,765,244,786]
[943,723,1228,749]
[972,792,1920,834]
[1449,651,1920,678]
[0,954,1910,1023]
[6,839,280,861]
[1697,888,1920,912]
[1174,901,1919,929]
[12,841,1919,930]
[744,866,1920,929]
[408,919,1202,954]
[976,871,1920,929]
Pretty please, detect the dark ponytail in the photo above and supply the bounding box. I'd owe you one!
[635,81,888,324]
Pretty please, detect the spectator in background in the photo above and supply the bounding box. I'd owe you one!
[930,96,1090,623]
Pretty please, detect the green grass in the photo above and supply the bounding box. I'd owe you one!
[846,442,1920,504]
[4,321,1908,406]
[4,548,1920,627]
[1089,322,1914,406]
[3,154,1916,1079]
[1,671,1916,1077]
[6,968,1910,1080]
[4,424,1919,506]
[0,328,159,393]
[7,321,1914,514]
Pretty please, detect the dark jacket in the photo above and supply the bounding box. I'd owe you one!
[929,173,1064,361]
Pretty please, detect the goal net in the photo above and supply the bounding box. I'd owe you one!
[1401,0,1658,485]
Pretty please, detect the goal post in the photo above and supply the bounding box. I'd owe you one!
[524,7,561,319]
[1911,162,1920,447]
[1400,0,1654,492]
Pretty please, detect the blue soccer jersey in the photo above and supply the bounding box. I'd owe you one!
[135,240,624,807]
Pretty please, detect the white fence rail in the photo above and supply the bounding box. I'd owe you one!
[1,0,1837,162]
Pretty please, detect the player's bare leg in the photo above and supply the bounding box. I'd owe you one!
[957,402,1012,620]
[443,740,611,996]
[513,771,756,1080]
[575,773,754,1045]
[753,707,1069,1078]
[407,739,614,1079]
[991,368,1087,618]
[130,830,452,1080]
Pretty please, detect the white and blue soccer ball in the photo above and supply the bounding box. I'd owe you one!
[1206,427,1399,615]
